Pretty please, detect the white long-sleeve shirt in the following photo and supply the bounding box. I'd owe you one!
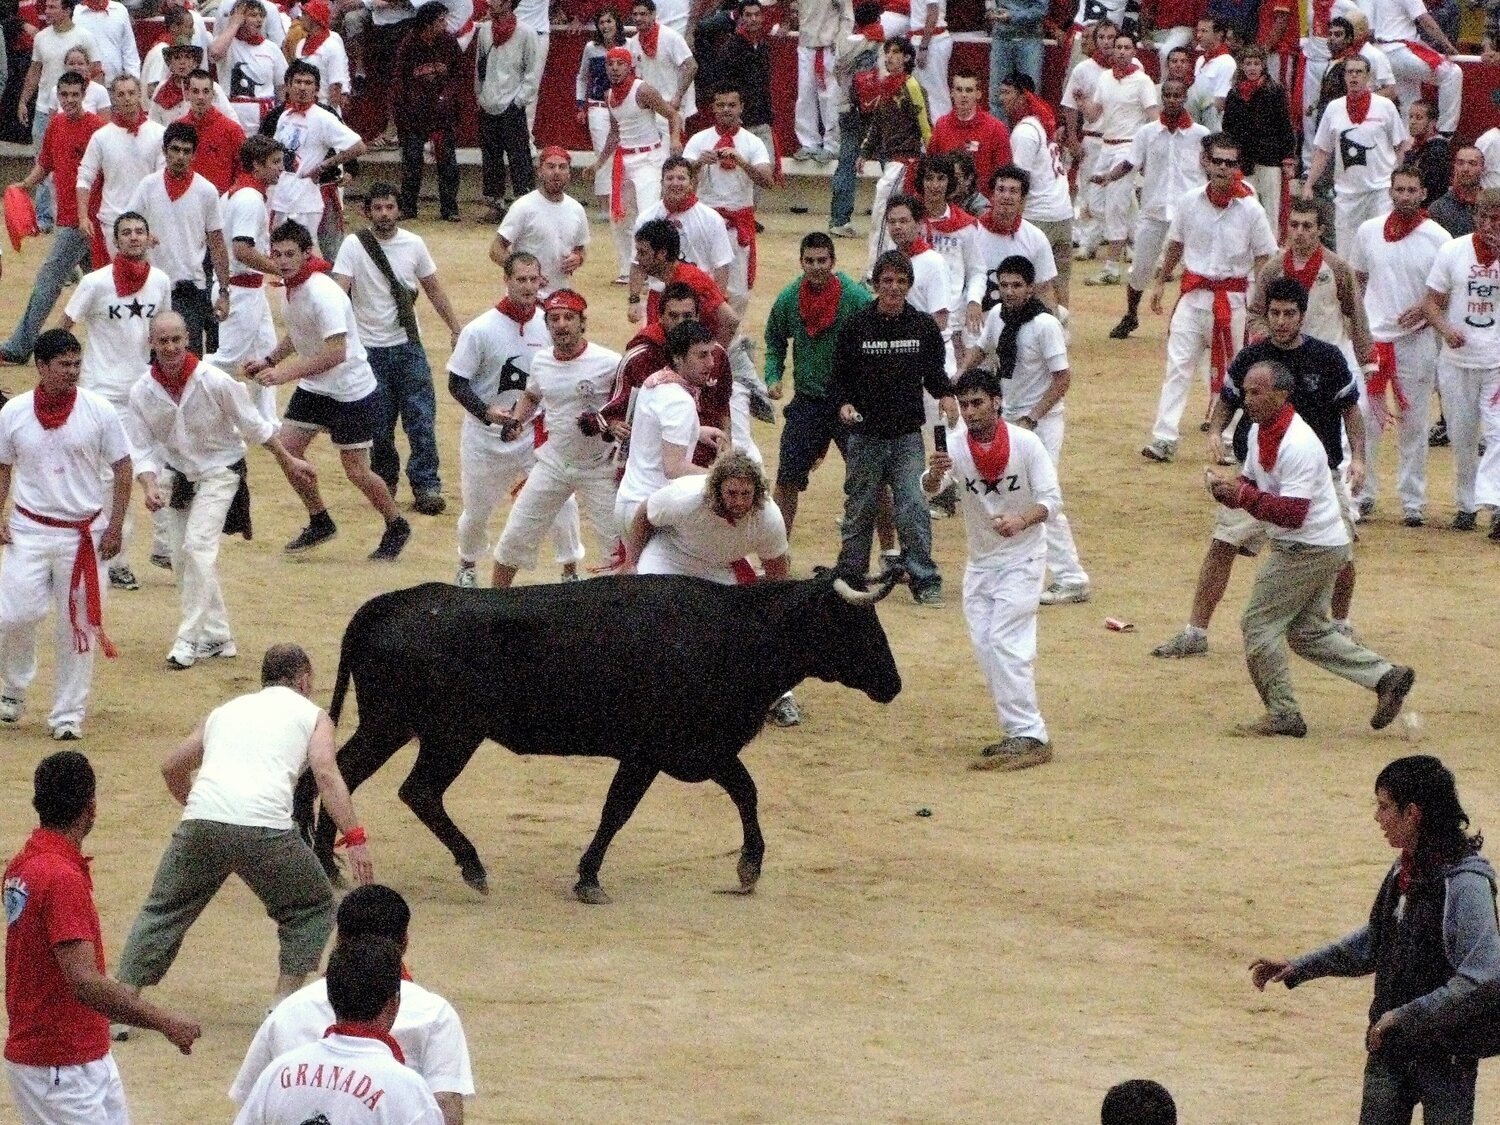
[930,419,1062,567]
[125,362,274,481]
[475,20,542,115]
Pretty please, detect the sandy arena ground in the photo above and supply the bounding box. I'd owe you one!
[0,192,1494,1124]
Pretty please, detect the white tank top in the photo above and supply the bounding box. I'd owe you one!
[182,685,323,831]
[612,81,661,150]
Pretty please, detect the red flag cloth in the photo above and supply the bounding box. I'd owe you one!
[15,505,117,658]
[4,185,39,251]
[1367,341,1411,430]
[1179,272,1248,393]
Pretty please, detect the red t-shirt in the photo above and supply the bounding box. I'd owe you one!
[4,829,111,1067]
[186,107,248,194]
[1151,0,1208,31]
[38,111,105,230]
[604,329,732,466]
[646,262,727,328]
[928,111,1014,195]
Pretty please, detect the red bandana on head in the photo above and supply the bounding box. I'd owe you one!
[799,273,842,338]
[112,255,151,297]
[1256,401,1297,470]
[605,48,635,107]
[1345,90,1372,125]
[151,351,198,402]
[496,295,536,332]
[1383,208,1427,242]
[637,23,659,57]
[301,0,333,55]
[1284,246,1323,295]
[967,422,1011,479]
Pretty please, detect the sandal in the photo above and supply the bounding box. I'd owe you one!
[368,135,398,151]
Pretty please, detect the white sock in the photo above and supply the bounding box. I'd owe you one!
[1184,625,1207,640]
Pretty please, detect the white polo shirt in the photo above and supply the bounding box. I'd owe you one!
[527,342,623,469]
[1241,412,1350,546]
[632,201,735,276]
[497,190,591,295]
[1425,234,1500,370]
[332,228,438,349]
[681,126,771,210]
[284,272,377,402]
[1130,120,1209,223]
[126,170,224,288]
[974,307,1070,421]
[616,380,701,511]
[0,390,130,524]
[1059,57,1105,123]
[937,418,1061,567]
[65,265,173,402]
[447,305,550,455]
[1313,94,1409,195]
[269,103,361,217]
[1347,213,1448,341]
[231,1032,442,1125]
[181,685,320,830]
[637,475,789,581]
[125,361,274,480]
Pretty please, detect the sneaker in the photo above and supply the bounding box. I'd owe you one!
[195,638,237,660]
[972,736,1052,772]
[1039,580,1090,605]
[369,516,412,561]
[813,147,837,164]
[879,549,907,583]
[1490,513,1500,542]
[285,518,337,553]
[1429,420,1450,447]
[110,1024,131,1042]
[413,491,446,516]
[166,640,197,670]
[1230,712,1308,738]
[1152,630,1208,658]
[928,484,957,519]
[792,147,820,161]
[109,565,140,591]
[0,695,23,724]
[1452,511,1477,531]
[149,552,173,571]
[1083,269,1121,287]
[911,585,945,607]
[1108,314,1138,340]
[1402,513,1425,528]
[50,723,82,742]
[1357,496,1375,521]
[560,570,581,582]
[456,564,477,588]
[768,692,802,727]
[1072,246,1096,262]
[1141,439,1176,463]
[828,223,858,238]
[746,385,776,424]
[1372,665,1416,730]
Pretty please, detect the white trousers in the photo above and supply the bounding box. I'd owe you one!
[587,104,614,198]
[727,241,751,310]
[6,1056,129,1125]
[0,522,106,728]
[1334,189,1386,257]
[1152,295,1246,444]
[523,33,550,140]
[617,146,666,261]
[162,466,239,650]
[1034,411,1087,586]
[1128,214,1172,292]
[494,453,618,570]
[867,162,907,277]
[1362,331,1436,516]
[914,32,953,122]
[1383,42,1462,134]
[794,45,841,152]
[1300,37,1331,166]
[206,284,279,426]
[1249,164,1283,238]
[1074,136,1104,252]
[457,428,584,567]
[1437,358,1500,512]
[963,554,1048,743]
[1099,151,1136,242]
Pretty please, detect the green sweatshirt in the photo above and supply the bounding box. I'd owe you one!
[763,271,873,399]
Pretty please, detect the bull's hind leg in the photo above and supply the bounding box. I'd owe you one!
[314,722,414,883]
[399,731,489,894]
[712,756,765,894]
[575,759,660,905]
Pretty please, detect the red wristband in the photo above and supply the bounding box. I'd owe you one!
[336,826,367,848]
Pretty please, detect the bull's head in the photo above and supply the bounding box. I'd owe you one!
[795,572,903,704]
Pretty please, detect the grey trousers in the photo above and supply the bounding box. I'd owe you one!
[116,819,334,986]
[1360,1050,1477,1125]
[1241,541,1391,717]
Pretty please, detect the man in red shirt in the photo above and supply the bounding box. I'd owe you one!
[4,751,201,1122]
[0,72,101,365]
[183,68,246,194]
[927,69,1012,196]
[633,218,741,347]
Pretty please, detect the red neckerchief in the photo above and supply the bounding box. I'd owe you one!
[1284,246,1323,294]
[903,237,932,257]
[637,23,659,57]
[490,12,517,47]
[163,166,194,202]
[113,255,151,297]
[854,19,884,41]
[967,422,1011,479]
[33,384,77,430]
[154,76,186,110]
[554,340,587,362]
[1397,851,1414,894]
[229,172,269,200]
[238,27,266,46]
[1345,90,1372,125]
[1256,401,1296,470]
[150,351,197,402]
[1383,208,1427,242]
[1201,44,1229,62]
[735,22,763,45]
[112,110,144,136]
[1235,75,1265,101]
[324,1023,406,1065]
[1091,49,1111,68]
[80,0,108,10]
[642,365,695,391]
[1111,61,1140,80]
[926,205,976,235]
[606,75,635,110]
[637,320,667,346]
[496,296,536,333]
[282,256,333,296]
[982,210,1022,236]
[1474,232,1499,269]
[1018,92,1055,143]
[664,191,698,216]
[1159,109,1192,132]
[799,274,842,338]
[1205,173,1252,208]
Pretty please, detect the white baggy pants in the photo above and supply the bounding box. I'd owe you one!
[1436,358,1500,513]
[1382,42,1462,134]
[207,282,280,426]
[794,45,841,152]
[494,453,618,570]
[1128,215,1172,292]
[162,466,240,651]
[914,31,953,121]
[1362,331,1436,517]
[963,554,1048,743]
[1334,189,1386,258]
[457,428,584,567]
[1034,411,1088,587]
[1151,293,1246,445]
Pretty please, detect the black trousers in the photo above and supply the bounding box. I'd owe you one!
[398,125,460,219]
[478,104,535,202]
[172,281,216,356]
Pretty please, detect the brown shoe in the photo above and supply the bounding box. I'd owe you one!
[972,736,1053,772]
[1372,666,1416,730]
[1230,712,1307,738]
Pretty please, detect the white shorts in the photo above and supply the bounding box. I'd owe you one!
[5,1055,129,1125]
[1211,472,1357,556]
[207,283,277,371]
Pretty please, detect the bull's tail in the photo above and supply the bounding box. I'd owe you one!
[328,617,359,727]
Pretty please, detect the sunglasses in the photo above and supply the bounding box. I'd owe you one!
[1208,157,1239,167]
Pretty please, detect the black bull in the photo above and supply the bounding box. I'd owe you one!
[294,573,902,903]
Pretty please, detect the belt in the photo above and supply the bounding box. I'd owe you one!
[913,25,948,36]
[1083,130,1102,138]
[1103,138,1133,144]
[15,506,116,658]
[587,99,606,107]
[618,142,661,156]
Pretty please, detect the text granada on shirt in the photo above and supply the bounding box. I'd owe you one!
[277,1060,390,1110]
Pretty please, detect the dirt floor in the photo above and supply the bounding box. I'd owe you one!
[0,195,1495,1124]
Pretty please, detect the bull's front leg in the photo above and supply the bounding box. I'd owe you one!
[575,759,660,905]
[712,756,764,894]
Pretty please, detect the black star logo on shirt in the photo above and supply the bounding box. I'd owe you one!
[981,477,1002,494]
[497,356,528,395]
[1339,129,1370,171]
[126,298,146,319]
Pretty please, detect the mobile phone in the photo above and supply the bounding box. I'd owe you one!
[932,424,947,453]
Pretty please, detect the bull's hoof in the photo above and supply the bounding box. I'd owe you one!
[460,864,490,896]
[736,855,761,893]
[574,880,611,905]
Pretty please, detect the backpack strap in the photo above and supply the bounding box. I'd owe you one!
[354,228,422,345]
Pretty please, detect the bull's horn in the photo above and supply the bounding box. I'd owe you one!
[833,577,880,605]
[870,571,900,602]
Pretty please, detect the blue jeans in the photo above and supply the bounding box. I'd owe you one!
[830,110,867,227]
[1359,1050,1476,1125]
[836,430,939,592]
[31,109,54,232]
[988,35,1043,115]
[367,341,441,495]
[1,225,91,362]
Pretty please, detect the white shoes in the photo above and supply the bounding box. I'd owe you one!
[50,722,82,741]
[166,640,197,670]
[1040,581,1091,605]
[196,638,238,660]
[0,696,22,724]
[456,564,477,588]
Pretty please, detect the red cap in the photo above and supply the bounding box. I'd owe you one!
[303,0,331,26]
[538,144,570,165]
[542,289,587,314]
[4,185,38,252]
[606,46,634,65]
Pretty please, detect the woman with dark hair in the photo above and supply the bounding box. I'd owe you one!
[1222,44,1296,239]
[576,8,630,280]
[1250,755,1500,1125]
[947,149,989,217]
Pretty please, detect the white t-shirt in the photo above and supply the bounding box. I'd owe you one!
[1478,127,1500,192]
[77,120,168,224]
[938,418,1061,568]
[82,81,110,115]
[181,685,321,830]
[447,305,550,454]
[628,24,695,119]
[1347,214,1448,340]
[270,103,362,217]
[332,229,437,349]
[633,201,734,276]
[923,212,982,329]
[1169,189,1278,305]
[527,342,623,469]
[31,25,100,114]
[1241,412,1349,546]
[284,272,377,402]
[219,38,288,130]
[231,1033,443,1125]
[907,247,952,318]
[224,184,271,278]
[1364,0,1426,43]
[65,266,173,402]
[296,31,352,97]
[975,307,1069,421]
[970,219,1058,305]
[497,191,592,295]
[126,171,224,287]
[637,475,788,580]
[1010,117,1072,224]
[1313,95,1409,196]
[72,2,137,83]
[1130,121,1209,223]
[1092,66,1158,142]
[616,381,701,510]
[229,977,475,1104]
[681,127,771,210]
[1059,57,1104,118]
[1425,235,1500,370]
[0,390,130,524]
